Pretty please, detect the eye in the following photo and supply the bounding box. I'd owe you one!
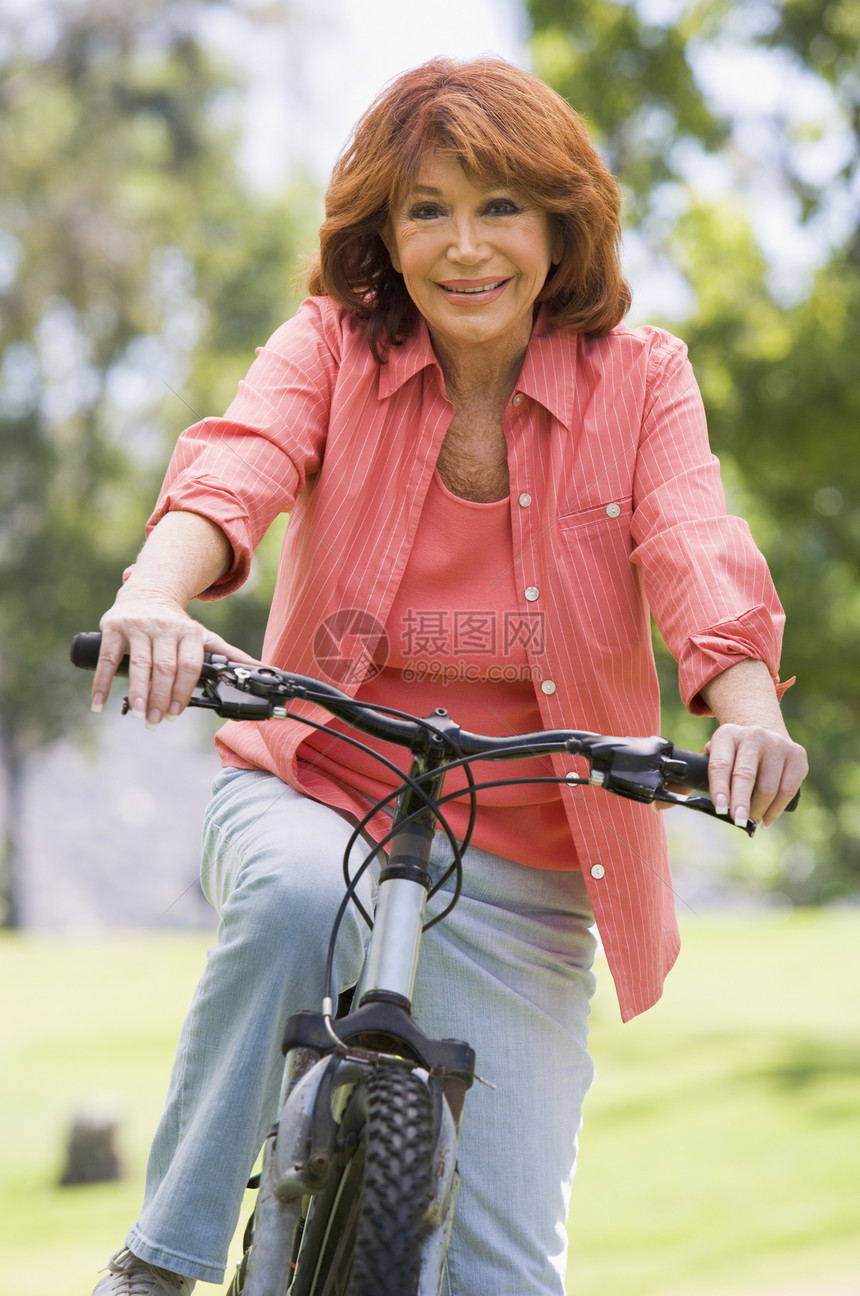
[409,202,446,221]
[484,198,522,216]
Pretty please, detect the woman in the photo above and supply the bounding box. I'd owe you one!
[90,58,806,1296]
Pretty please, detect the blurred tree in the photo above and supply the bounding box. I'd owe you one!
[528,0,860,900]
[0,0,313,925]
[528,0,726,222]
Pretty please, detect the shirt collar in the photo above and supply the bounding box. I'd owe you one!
[376,308,579,430]
[376,317,440,398]
[515,310,578,431]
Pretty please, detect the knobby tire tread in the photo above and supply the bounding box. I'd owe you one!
[348,1066,434,1296]
[292,1065,435,1296]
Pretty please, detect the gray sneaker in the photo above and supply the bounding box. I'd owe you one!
[93,1248,196,1295]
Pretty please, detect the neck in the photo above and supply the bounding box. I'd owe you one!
[430,330,530,405]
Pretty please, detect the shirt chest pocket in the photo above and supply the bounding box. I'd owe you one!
[553,498,648,655]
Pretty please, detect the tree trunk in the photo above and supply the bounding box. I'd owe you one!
[0,730,23,929]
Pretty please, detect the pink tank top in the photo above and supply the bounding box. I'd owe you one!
[298,471,577,869]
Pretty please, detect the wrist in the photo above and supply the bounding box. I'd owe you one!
[701,659,786,732]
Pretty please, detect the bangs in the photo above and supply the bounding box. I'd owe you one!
[387,91,544,204]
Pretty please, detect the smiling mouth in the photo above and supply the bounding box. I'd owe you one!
[438,279,510,297]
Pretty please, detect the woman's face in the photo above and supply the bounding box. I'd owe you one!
[383,154,560,363]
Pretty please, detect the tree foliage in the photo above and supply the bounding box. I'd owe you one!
[528,0,860,900]
[0,0,312,923]
[529,0,725,220]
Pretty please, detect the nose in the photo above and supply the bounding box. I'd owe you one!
[446,215,488,266]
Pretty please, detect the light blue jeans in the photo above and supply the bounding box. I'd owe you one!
[127,768,597,1295]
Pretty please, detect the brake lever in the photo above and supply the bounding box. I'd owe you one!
[653,789,757,837]
[192,657,295,718]
[120,662,281,720]
[585,738,758,837]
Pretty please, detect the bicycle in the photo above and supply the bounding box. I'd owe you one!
[71,631,794,1296]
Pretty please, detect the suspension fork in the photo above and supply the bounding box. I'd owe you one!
[354,715,454,1009]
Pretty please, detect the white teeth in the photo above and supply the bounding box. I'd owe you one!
[443,280,505,295]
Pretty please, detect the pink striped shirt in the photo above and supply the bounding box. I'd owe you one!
[298,468,575,869]
[150,296,789,1020]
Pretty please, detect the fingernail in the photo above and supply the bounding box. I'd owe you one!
[130,707,146,720]
[91,699,104,715]
[733,808,748,828]
[145,709,162,730]
[165,703,182,721]
[715,794,729,815]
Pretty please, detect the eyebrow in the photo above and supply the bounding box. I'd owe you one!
[408,183,513,197]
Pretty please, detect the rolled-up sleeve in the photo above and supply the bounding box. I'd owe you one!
[679,605,793,714]
[629,333,790,714]
[146,299,338,597]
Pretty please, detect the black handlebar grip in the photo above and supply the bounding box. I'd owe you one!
[70,632,103,669]
[667,747,711,793]
[70,631,131,676]
[669,744,800,812]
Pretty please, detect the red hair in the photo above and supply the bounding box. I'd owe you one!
[307,58,631,360]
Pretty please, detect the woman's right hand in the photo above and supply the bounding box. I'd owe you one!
[93,591,258,727]
[91,509,258,727]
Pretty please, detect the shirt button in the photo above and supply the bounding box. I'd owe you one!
[524,586,539,602]
[606,503,621,518]
[590,864,605,879]
[540,680,556,695]
[512,392,524,407]
[518,492,532,508]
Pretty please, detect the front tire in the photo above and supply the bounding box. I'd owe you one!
[290,1065,435,1296]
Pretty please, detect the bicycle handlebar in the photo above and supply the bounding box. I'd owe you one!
[70,632,799,825]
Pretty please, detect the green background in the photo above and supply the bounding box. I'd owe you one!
[3,910,858,1296]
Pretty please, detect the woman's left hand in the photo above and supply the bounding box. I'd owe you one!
[698,658,808,828]
[704,721,808,828]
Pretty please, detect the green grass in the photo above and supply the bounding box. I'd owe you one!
[2,912,858,1296]
[566,909,860,1296]
[0,933,254,1296]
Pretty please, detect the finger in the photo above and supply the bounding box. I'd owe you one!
[91,628,129,712]
[125,634,157,723]
[703,732,735,820]
[747,745,787,826]
[759,746,809,827]
[167,633,210,718]
[165,631,259,721]
[145,637,182,725]
[707,727,759,827]
[727,741,762,829]
[202,631,261,667]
